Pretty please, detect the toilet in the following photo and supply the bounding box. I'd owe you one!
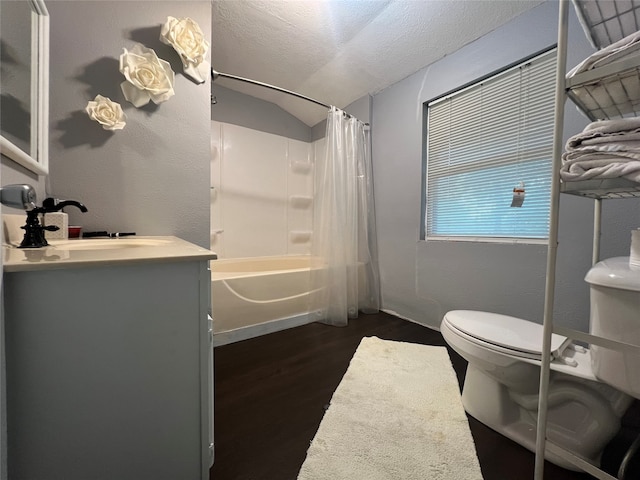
[586,256,640,399]
[441,256,640,470]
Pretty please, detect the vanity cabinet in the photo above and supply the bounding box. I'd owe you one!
[3,238,215,480]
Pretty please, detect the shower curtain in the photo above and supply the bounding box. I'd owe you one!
[310,107,381,326]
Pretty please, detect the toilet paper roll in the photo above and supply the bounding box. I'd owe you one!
[630,229,640,267]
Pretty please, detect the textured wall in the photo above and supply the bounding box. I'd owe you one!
[46,1,211,248]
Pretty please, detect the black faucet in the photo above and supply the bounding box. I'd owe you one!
[19,197,88,248]
[41,198,88,213]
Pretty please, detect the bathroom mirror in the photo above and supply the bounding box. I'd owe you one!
[0,0,49,175]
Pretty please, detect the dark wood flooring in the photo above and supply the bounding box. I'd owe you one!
[210,311,640,480]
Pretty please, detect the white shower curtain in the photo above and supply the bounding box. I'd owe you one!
[310,107,381,326]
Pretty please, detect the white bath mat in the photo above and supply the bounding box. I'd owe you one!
[297,336,484,480]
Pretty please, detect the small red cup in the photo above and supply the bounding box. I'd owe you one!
[68,226,82,238]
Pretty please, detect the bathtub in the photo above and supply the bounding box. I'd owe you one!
[210,255,320,346]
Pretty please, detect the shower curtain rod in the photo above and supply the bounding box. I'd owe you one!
[211,68,332,110]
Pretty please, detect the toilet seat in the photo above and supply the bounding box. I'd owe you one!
[442,310,599,380]
[443,310,572,361]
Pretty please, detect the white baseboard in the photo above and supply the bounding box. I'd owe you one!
[213,313,314,347]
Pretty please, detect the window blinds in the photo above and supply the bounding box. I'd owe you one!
[425,48,557,241]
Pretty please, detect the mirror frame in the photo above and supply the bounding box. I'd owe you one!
[0,0,49,176]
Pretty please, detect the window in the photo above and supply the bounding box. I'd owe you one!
[424,48,557,242]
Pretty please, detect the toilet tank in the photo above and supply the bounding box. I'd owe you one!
[585,257,640,400]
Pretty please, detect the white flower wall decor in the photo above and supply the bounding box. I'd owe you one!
[160,16,210,84]
[119,43,175,107]
[85,95,127,130]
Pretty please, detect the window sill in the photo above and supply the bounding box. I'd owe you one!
[423,236,548,245]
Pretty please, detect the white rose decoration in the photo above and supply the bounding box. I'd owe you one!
[119,43,175,107]
[160,16,209,84]
[85,95,126,130]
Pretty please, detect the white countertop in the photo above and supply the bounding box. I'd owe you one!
[3,236,217,272]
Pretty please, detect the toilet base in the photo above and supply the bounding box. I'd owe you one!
[462,364,624,471]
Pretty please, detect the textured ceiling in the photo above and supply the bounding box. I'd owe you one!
[212,0,546,126]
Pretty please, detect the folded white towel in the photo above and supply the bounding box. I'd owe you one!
[568,30,640,77]
[564,148,640,163]
[566,118,640,150]
[560,154,640,182]
[566,140,640,155]
[583,117,640,134]
[580,133,640,147]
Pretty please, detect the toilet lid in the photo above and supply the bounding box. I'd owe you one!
[444,310,572,359]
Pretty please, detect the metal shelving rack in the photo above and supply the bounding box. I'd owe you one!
[535,1,640,479]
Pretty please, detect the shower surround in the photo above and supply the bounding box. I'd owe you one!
[210,121,325,341]
[211,121,319,258]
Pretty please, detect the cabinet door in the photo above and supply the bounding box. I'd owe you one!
[5,261,207,480]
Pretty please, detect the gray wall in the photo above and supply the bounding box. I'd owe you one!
[46,1,211,248]
[311,94,372,141]
[345,94,372,126]
[371,1,640,332]
[212,82,371,143]
[212,84,312,142]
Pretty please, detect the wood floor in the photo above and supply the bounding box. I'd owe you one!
[210,311,640,480]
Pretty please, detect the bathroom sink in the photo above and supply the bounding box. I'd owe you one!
[3,235,216,272]
[48,238,173,250]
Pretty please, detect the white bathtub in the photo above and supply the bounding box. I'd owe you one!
[210,255,320,346]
